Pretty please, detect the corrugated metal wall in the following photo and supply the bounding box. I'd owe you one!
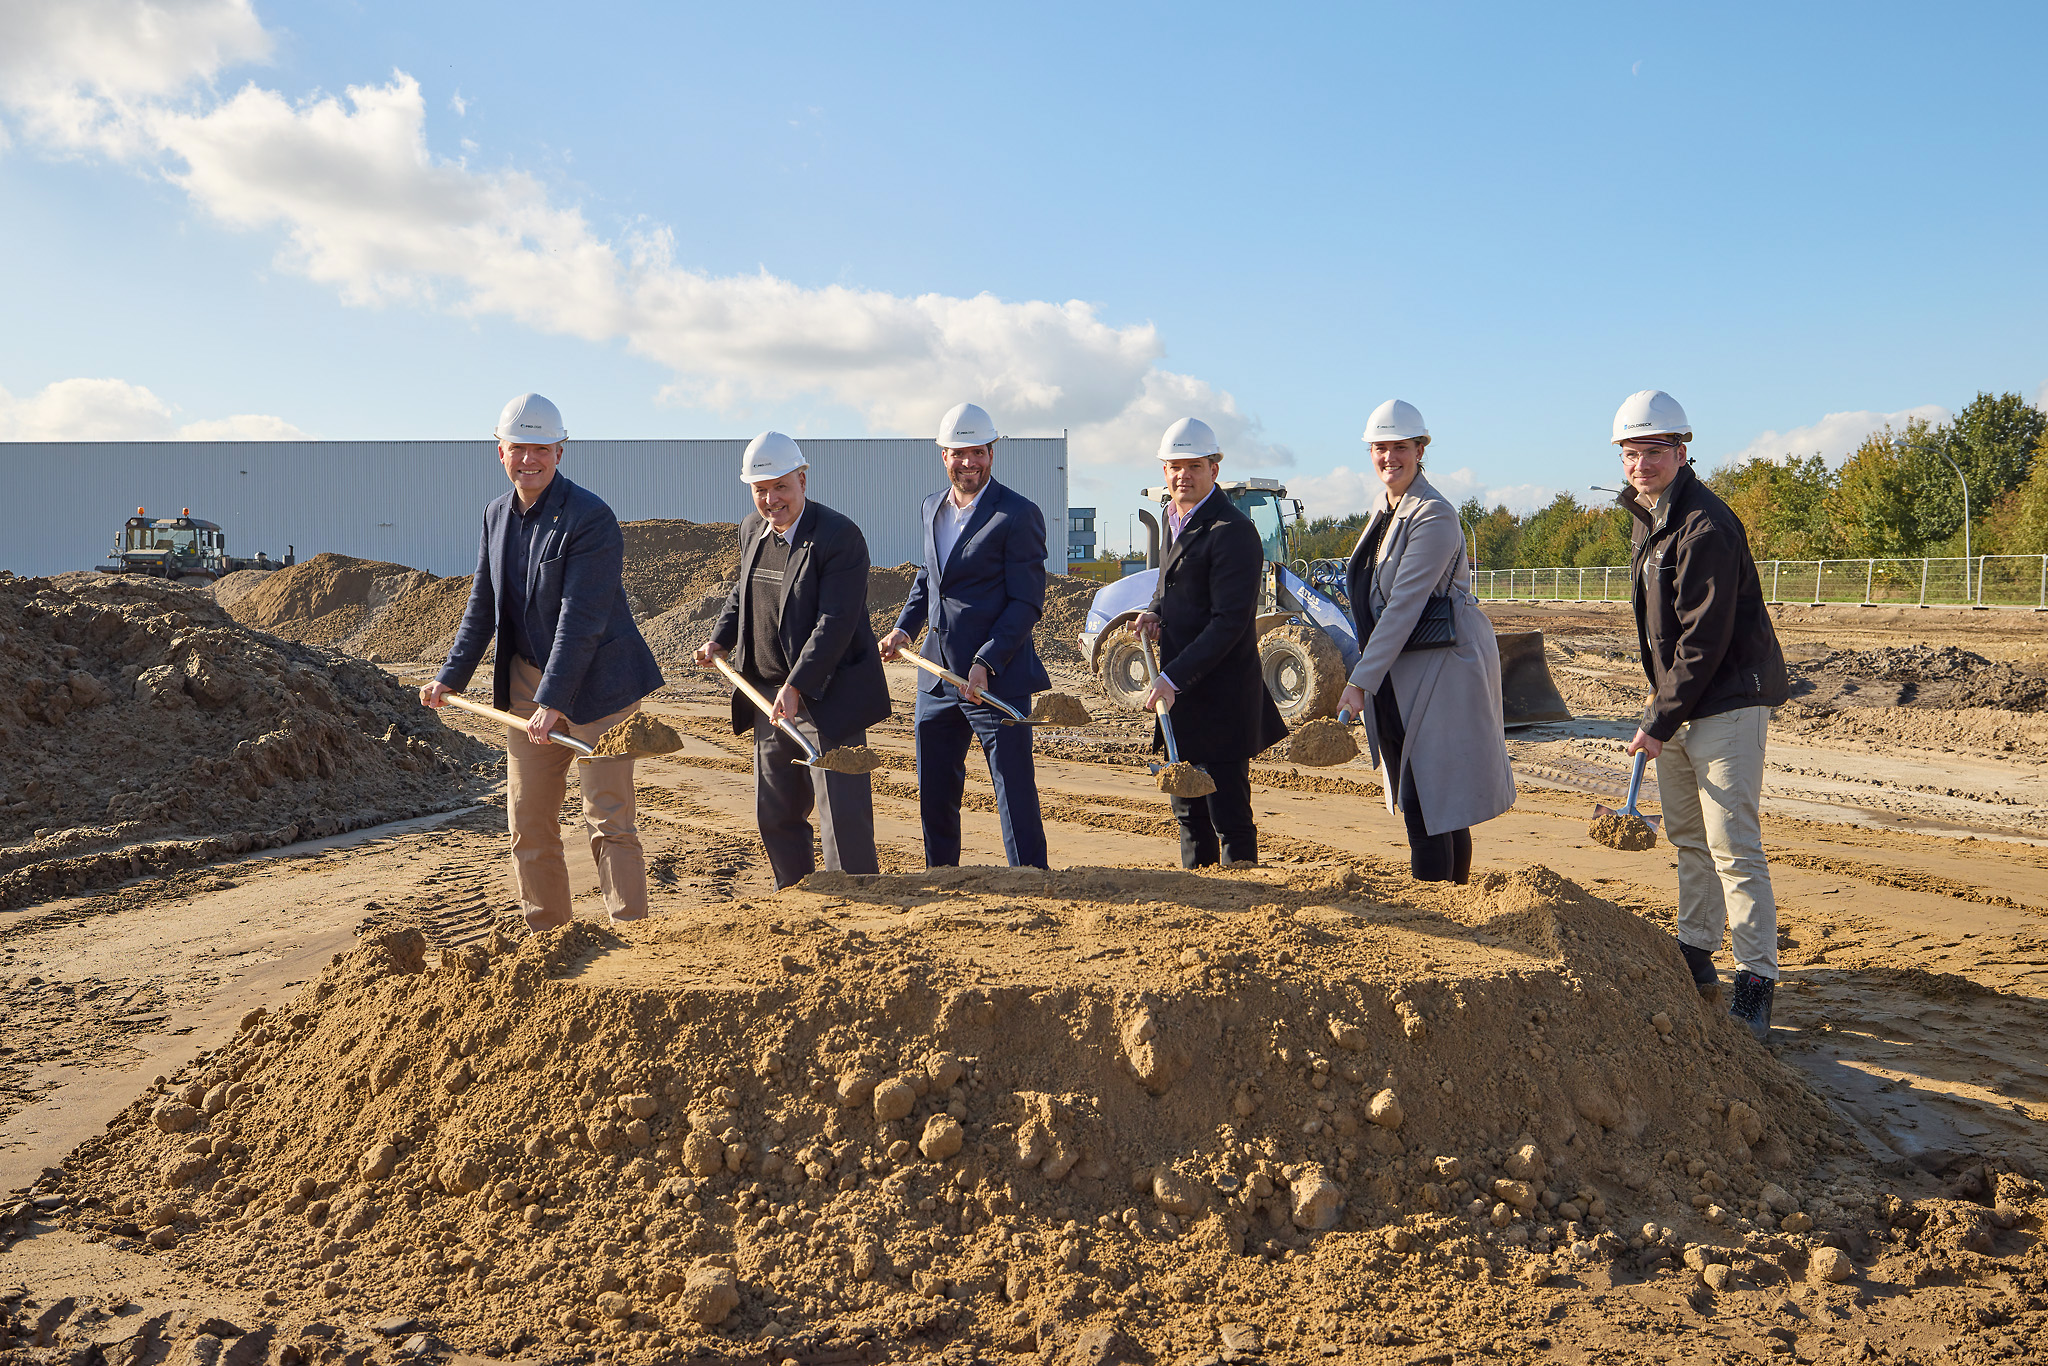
[0,437,1068,579]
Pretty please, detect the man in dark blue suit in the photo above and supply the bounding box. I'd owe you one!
[423,393,665,931]
[879,402,1051,869]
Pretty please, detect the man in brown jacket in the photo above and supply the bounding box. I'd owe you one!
[1613,390,1790,1044]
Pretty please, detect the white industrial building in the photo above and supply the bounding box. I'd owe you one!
[0,437,1069,580]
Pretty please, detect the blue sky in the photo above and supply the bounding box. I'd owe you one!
[2,1,2044,551]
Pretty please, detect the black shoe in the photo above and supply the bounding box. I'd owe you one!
[1679,942,1720,1004]
[1729,970,1775,1044]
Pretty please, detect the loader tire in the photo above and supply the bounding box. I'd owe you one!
[1260,624,1345,724]
[1095,623,1156,713]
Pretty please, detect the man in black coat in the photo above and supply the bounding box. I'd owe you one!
[424,392,665,931]
[880,402,1051,869]
[1613,390,1790,1044]
[1136,417,1288,867]
[698,432,890,889]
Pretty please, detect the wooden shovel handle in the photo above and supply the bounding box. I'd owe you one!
[709,655,825,763]
[892,650,1028,724]
[435,691,594,757]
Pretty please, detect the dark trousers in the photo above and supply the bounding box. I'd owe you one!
[1376,686,1471,884]
[1168,758,1257,868]
[754,708,878,889]
[915,694,1048,869]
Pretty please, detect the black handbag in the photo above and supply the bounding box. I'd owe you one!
[1399,536,1463,652]
[1401,592,1456,651]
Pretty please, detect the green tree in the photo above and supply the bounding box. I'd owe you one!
[1980,429,2048,555]
[1831,425,1922,556]
[1461,499,1523,570]
[1897,392,2045,548]
[1708,454,1842,560]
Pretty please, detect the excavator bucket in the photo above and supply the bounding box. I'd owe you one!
[1496,629,1571,727]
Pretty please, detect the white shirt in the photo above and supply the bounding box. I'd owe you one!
[934,483,988,569]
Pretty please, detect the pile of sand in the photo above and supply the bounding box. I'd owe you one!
[0,574,492,908]
[52,861,1883,1358]
[620,522,739,623]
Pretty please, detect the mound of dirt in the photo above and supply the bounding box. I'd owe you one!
[1791,645,2048,714]
[233,553,419,647]
[59,862,1849,1359]
[0,575,493,907]
[620,521,739,622]
[354,573,480,664]
[1039,575,1101,671]
[208,568,275,617]
[592,712,684,758]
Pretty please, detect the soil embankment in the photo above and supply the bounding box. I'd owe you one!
[0,572,493,911]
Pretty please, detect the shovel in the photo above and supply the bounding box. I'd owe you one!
[891,651,1091,726]
[1140,636,1215,798]
[709,655,881,774]
[1591,749,1661,849]
[432,692,595,757]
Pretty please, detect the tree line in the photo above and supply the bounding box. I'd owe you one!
[1289,390,2048,569]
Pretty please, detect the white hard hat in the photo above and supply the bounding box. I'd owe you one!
[1362,399,1429,444]
[937,402,1000,449]
[741,431,809,484]
[1158,416,1222,461]
[494,392,566,445]
[1612,390,1692,444]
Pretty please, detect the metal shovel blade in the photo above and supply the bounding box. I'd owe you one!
[1594,750,1662,830]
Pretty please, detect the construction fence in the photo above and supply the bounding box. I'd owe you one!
[1464,556,2048,609]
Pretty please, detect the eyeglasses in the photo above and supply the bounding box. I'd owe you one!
[1618,440,1682,465]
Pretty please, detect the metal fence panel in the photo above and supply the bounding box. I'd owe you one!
[1471,555,2047,609]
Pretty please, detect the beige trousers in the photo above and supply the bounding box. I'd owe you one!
[1656,704,1778,979]
[505,658,646,931]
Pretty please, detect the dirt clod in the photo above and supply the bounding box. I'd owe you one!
[1589,811,1657,850]
[1156,761,1216,798]
[1287,717,1359,767]
[589,711,683,758]
[811,744,883,775]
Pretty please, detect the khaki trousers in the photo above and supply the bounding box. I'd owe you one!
[505,658,647,931]
[1656,704,1778,979]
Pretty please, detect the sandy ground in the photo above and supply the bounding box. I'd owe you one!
[5,601,2048,1365]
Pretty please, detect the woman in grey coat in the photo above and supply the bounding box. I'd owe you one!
[1338,400,1516,882]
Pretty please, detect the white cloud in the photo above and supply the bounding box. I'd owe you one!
[0,2,1274,489]
[1721,404,1950,469]
[0,0,268,153]
[1288,464,1555,520]
[0,376,307,440]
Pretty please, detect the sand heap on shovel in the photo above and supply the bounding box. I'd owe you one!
[0,575,492,910]
[59,862,1858,1359]
[1287,717,1359,767]
[1156,761,1216,798]
[1589,812,1658,852]
[591,712,684,758]
[811,744,883,775]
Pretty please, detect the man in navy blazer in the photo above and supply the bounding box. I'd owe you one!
[423,393,665,931]
[879,403,1050,869]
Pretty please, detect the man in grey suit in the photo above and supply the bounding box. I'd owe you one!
[879,402,1051,868]
[698,432,890,889]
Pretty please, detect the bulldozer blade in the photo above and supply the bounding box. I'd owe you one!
[1496,629,1572,727]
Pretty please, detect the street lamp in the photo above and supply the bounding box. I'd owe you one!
[1935,450,1972,603]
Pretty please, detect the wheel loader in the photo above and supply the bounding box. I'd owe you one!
[1077,480,1568,727]
[96,508,293,585]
